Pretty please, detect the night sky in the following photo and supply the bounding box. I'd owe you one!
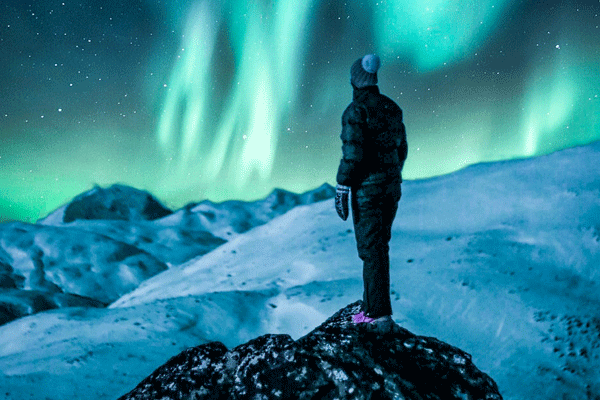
[1,0,599,223]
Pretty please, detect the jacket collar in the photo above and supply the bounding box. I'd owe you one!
[352,85,380,102]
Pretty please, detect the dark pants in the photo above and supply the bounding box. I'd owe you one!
[351,178,401,318]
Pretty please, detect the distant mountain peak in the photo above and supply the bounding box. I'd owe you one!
[118,301,503,400]
[62,183,173,223]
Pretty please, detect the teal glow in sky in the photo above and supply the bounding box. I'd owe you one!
[373,0,512,71]
[1,0,599,223]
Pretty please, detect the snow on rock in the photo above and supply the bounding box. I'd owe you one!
[118,301,503,400]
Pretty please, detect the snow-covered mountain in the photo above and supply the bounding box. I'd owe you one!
[40,184,174,224]
[0,183,335,325]
[0,142,599,400]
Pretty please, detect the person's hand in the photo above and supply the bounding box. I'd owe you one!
[335,184,350,221]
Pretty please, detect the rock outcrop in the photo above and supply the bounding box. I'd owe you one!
[61,184,173,223]
[118,302,503,400]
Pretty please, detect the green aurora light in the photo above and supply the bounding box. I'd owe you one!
[0,0,598,223]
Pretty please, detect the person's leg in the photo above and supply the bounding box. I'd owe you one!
[352,184,399,318]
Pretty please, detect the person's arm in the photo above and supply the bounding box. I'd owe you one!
[336,105,367,186]
[393,109,408,181]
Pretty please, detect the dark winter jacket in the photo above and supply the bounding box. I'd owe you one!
[336,85,408,188]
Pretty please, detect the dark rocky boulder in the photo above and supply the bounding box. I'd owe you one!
[118,301,503,400]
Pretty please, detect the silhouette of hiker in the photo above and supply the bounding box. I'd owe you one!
[335,54,408,329]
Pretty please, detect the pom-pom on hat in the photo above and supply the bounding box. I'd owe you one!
[351,54,380,88]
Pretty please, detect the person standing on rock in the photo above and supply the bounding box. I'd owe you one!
[335,54,408,329]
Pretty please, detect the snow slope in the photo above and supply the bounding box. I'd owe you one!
[0,142,599,400]
[0,221,168,304]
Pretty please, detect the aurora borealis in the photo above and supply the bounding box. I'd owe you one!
[1,1,599,223]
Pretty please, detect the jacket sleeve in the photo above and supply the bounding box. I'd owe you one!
[392,108,408,182]
[397,121,408,181]
[336,105,366,186]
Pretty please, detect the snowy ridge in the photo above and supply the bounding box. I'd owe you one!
[155,183,336,240]
[0,141,599,399]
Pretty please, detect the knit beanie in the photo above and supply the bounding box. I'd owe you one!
[350,54,380,88]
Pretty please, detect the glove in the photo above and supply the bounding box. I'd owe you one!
[335,184,350,221]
